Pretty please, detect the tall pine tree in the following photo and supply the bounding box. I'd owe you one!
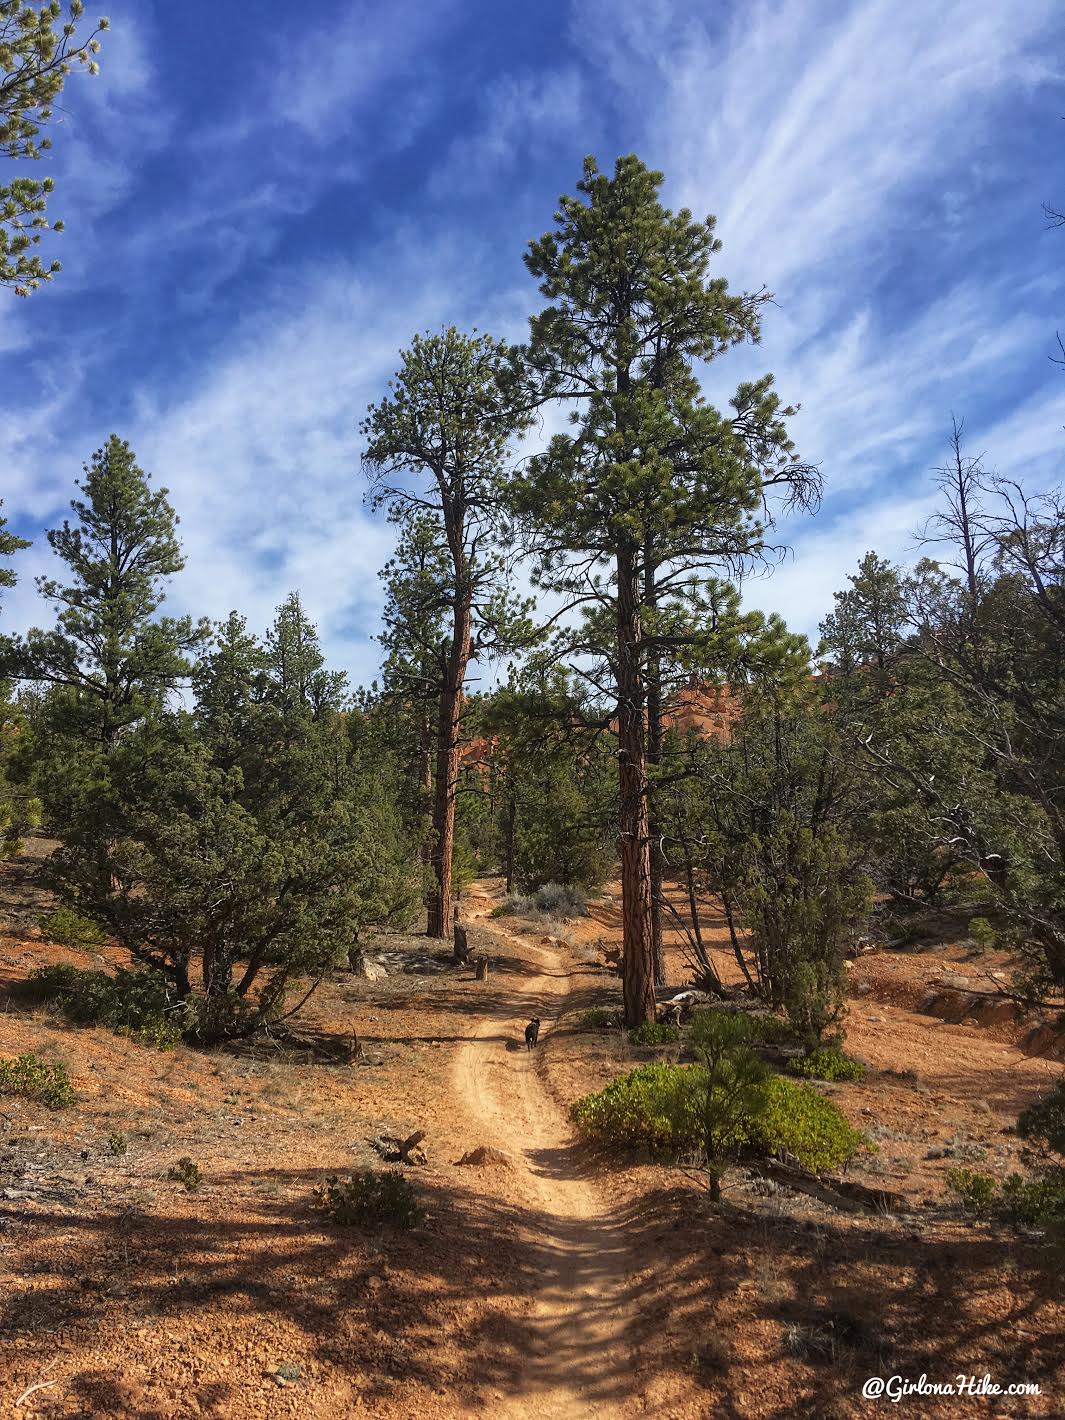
[515,156,815,1024]
[363,328,533,937]
[14,435,208,750]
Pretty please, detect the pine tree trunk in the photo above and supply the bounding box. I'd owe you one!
[504,788,517,895]
[644,549,666,989]
[426,588,472,938]
[616,546,656,1027]
[417,710,434,920]
[418,714,434,836]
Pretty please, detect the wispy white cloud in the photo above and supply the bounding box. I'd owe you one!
[269,0,458,140]
[429,69,590,198]
[564,0,1065,633]
[746,280,1058,495]
[5,231,518,683]
[574,0,1062,291]
[747,489,943,643]
[24,6,172,289]
[4,0,1064,678]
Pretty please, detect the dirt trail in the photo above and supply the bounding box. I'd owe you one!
[451,918,637,1419]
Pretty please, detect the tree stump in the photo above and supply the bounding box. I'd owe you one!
[453,922,470,965]
[368,1129,428,1166]
[475,956,489,981]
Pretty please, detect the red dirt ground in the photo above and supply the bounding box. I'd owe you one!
[0,841,1062,1418]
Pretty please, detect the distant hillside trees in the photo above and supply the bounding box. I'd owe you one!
[472,669,615,895]
[824,424,1065,1008]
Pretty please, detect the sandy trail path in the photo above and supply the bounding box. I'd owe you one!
[451,915,638,1419]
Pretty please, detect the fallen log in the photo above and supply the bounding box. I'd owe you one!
[748,1159,904,1215]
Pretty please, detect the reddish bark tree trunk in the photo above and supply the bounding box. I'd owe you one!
[504,788,517,896]
[418,711,436,918]
[616,546,656,1026]
[643,545,666,988]
[418,710,435,885]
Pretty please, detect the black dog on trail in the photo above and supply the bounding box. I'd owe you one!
[524,1018,541,1050]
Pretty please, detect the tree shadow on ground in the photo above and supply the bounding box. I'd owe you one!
[2,1161,1061,1418]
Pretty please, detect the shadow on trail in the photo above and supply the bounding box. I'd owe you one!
[3,1166,1060,1418]
[0,1171,644,1416]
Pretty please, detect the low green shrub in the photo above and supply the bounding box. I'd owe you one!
[572,1062,704,1155]
[571,1061,865,1175]
[787,1047,866,1082]
[21,964,184,1049]
[493,883,588,919]
[37,906,107,948]
[0,1052,75,1109]
[184,990,277,1046]
[107,1130,128,1157]
[628,1022,680,1047]
[756,1077,867,1173]
[967,916,997,953]
[948,1164,1065,1231]
[1017,1078,1065,1160]
[574,1007,623,1031]
[531,882,588,917]
[999,1169,1065,1229]
[167,1157,202,1191]
[692,1008,797,1047]
[314,1169,423,1229]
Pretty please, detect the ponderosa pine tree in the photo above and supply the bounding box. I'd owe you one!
[266,591,348,718]
[819,551,907,694]
[14,435,208,750]
[376,512,451,872]
[191,610,270,772]
[514,155,815,1025]
[363,329,534,938]
[0,2,109,295]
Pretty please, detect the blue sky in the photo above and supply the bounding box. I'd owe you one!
[2,0,1063,684]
